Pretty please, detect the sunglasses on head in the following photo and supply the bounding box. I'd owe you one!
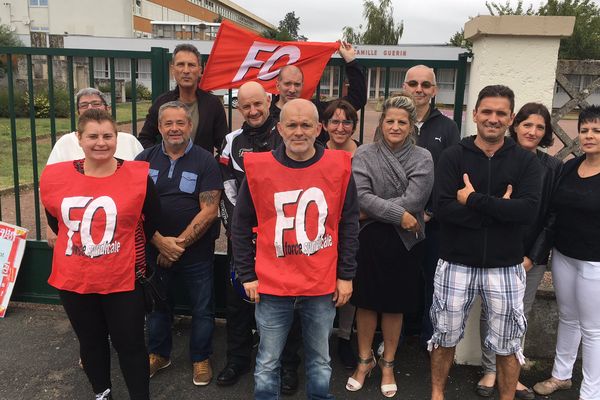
[405,80,435,89]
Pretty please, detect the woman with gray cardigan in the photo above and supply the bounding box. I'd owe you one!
[346,94,433,397]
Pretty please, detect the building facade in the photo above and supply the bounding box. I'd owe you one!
[0,0,274,38]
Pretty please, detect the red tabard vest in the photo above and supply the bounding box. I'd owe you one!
[40,161,148,294]
[244,150,352,296]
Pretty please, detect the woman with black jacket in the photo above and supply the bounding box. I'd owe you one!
[476,103,562,399]
[532,105,600,400]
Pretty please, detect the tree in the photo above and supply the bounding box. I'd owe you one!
[261,11,307,41]
[342,26,362,45]
[261,27,294,41]
[448,0,600,59]
[278,12,300,40]
[342,0,404,45]
[0,24,23,77]
[0,24,23,47]
[485,0,535,15]
[538,0,600,59]
[447,28,472,51]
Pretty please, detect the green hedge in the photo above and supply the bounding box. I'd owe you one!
[0,85,71,118]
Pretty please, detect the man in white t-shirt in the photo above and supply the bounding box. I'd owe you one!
[47,88,143,164]
[45,87,143,246]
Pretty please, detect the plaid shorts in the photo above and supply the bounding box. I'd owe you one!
[428,260,527,363]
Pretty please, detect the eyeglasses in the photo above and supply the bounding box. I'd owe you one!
[78,101,105,109]
[328,119,354,128]
[405,80,435,89]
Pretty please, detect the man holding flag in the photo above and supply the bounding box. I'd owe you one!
[200,21,367,144]
[269,42,366,135]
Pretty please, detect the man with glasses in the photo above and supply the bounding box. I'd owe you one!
[45,87,144,247]
[270,42,366,145]
[402,65,460,349]
[138,43,228,154]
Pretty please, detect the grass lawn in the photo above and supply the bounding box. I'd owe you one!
[0,101,150,189]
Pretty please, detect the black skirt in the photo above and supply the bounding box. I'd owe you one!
[351,222,424,314]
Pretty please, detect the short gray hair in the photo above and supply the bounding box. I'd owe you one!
[75,87,109,107]
[158,100,192,123]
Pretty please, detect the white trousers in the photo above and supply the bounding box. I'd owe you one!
[552,248,600,400]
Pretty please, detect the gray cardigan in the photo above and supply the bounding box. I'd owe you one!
[352,140,434,250]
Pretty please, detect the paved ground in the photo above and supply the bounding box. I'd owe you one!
[0,302,582,400]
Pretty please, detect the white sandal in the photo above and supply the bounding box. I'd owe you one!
[379,358,397,398]
[345,350,376,392]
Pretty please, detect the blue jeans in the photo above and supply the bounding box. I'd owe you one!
[147,258,215,362]
[254,294,335,400]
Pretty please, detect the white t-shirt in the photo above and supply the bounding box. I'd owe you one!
[46,131,144,165]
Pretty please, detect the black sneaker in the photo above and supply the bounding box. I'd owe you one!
[337,337,357,369]
[216,364,250,386]
[280,368,299,395]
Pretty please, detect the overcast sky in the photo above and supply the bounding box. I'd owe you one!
[233,0,598,44]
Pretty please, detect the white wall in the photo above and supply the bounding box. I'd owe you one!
[0,0,34,35]
[464,36,560,135]
[48,0,132,37]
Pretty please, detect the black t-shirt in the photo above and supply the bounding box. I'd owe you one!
[554,158,600,261]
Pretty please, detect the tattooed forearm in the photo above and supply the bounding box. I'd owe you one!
[179,190,221,247]
[183,219,212,247]
[199,190,220,206]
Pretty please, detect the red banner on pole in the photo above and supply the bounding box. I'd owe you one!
[199,20,338,98]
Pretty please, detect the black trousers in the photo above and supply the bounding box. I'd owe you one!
[59,283,149,400]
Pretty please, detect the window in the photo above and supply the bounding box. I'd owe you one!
[94,58,138,80]
[319,66,340,97]
[114,59,131,80]
[94,58,109,79]
[388,68,404,93]
[30,25,49,32]
[137,59,151,80]
[30,0,48,6]
[436,69,455,90]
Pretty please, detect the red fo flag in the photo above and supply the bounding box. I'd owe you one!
[199,20,338,99]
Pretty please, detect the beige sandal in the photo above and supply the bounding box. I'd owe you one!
[379,358,397,398]
[345,350,376,392]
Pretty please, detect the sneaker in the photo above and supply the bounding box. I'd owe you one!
[95,388,112,400]
[149,353,171,378]
[533,377,572,396]
[193,359,213,386]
